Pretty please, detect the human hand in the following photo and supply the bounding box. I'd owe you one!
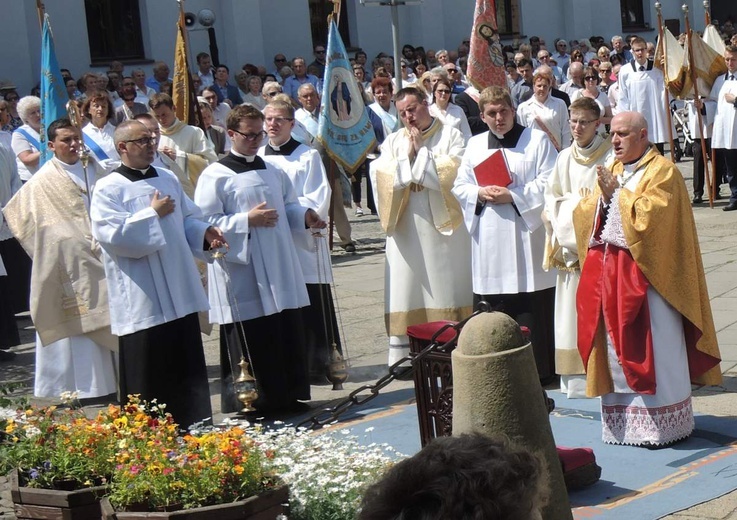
[159,146,177,160]
[725,93,736,104]
[596,165,617,203]
[487,185,513,204]
[151,190,175,217]
[205,226,227,248]
[248,201,279,227]
[305,208,327,229]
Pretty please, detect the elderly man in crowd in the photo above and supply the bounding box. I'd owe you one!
[284,57,320,103]
[573,112,721,446]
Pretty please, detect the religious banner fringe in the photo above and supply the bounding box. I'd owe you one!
[654,26,685,98]
[680,29,728,100]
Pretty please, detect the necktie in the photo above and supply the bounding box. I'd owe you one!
[730,74,735,81]
[639,66,645,72]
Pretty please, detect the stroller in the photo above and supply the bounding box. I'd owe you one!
[670,99,693,162]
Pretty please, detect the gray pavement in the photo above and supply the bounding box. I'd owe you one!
[1,154,737,518]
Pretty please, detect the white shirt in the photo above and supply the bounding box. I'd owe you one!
[430,103,472,143]
[82,121,120,172]
[11,124,40,181]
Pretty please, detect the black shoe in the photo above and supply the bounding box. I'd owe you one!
[692,196,703,204]
[723,203,737,212]
[342,243,356,253]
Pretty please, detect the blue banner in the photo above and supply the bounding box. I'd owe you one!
[40,14,68,165]
[317,19,376,174]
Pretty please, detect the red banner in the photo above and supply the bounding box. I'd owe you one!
[467,0,508,91]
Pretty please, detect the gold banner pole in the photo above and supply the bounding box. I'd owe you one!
[655,2,677,163]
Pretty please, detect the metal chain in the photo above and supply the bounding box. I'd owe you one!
[296,304,490,430]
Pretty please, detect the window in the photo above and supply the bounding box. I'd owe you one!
[497,0,520,36]
[85,0,146,64]
[308,0,351,49]
[620,0,646,29]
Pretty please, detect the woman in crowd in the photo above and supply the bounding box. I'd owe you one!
[598,62,615,93]
[0,100,12,149]
[597,46,612,64]
[578,39,596,63]
[353,64,373,104]
[240,74,265,110]
[429,77,472,143]
[516,69,571,151]
[572,66,612,131]
[10,96,42,182]
[81,91,120,171]
[2,91,22,132]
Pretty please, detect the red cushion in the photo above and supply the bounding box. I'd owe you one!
[407,321,458,343]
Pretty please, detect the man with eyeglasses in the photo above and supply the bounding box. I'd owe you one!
[617,36,669,155]
[553,39,570,72]
[453,86,558,384]
[537,50,564,86]
[113,77,149,124]
[371,87,472,368]
[543,97,613,398]
[4,118,117,398]
[201,86,231,128]
[90,119,224,428]
[309,44,327,80]
[270,54,288,83]
[195,104,326,415]
[257,98,341,383]
[149,93,216,188]
[443,63,465,97]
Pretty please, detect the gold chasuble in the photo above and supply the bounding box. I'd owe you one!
[573,146,721,396]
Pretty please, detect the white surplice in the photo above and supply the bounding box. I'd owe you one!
[453,127,558,295]
[708,73,737,149]
[194,154,309,324]
[617,61,670,144]
[429,103,472,143]
[544,135,614,398]
[259,141,332,284]
[90,167,211,336]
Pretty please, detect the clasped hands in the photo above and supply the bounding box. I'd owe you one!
[596,165,618,203]
[478,185,513,205]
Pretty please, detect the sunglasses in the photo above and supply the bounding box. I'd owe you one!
[266,91,282,97]
[446,68,458,73]
[275,58,287,62]
[5,97,18,102]
[435,89,451,94]
[584,76,598,81]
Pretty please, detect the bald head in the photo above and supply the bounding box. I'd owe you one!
[610,111,650,163]
[114,120,149,147]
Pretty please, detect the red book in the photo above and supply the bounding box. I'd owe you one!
[473,149,512,187]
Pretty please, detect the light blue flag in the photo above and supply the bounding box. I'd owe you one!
[40,14,68,165]
[317,19,376,174]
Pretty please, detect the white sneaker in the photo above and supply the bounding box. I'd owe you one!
[355,207,364,216]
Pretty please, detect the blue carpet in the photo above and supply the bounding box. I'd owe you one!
[323,388,737,520]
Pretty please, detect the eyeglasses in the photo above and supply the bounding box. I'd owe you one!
[124,136,157,146]
[5,96,18,102]
[123,82,136,86]
[599,68,612,72]
[315,49,326,54]
[264,117,294,125]
[231,129,266,141]
[446,68,458,73]
[275,57,287,62]
[539,54,550,59]
[265,90,282,97]
[435,89,451,94]
[569,119,597,127]
[584,76,598,81]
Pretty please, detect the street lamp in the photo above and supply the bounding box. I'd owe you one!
[359,0,423,90]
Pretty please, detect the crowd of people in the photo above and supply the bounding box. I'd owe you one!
[0,24,734,449]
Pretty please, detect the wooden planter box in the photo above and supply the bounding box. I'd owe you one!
[100,485,289,520]
[9,468,107,520]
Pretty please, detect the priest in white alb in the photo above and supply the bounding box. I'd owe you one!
[452,86,558,383]
[370,87,473,366]
[543,97,613,398]
[91,120,225,428]
[3,118,117,399]
[195,105,327,415]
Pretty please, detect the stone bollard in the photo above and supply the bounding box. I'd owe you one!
[452,311,572,520]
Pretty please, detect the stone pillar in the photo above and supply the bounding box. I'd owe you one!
[452,312,572,520]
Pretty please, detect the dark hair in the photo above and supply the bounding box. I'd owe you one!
[359,434,548,520]
[226,104,264,130]
[394,86,425,104]
[196,52,210,63]
[432,77,453,103]
[82,91,114,121]
[47,117,75,142]
[516,58,533,69]
[569,96,601,118]
[216,64,230,74]
[148,92,175,110]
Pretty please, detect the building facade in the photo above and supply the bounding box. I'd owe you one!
[1,0,732,95]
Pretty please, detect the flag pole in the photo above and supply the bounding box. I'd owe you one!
[35,0,45,30]
[683,3,714,207]
[326,0,341,250]
[655,2,677,163]
[703,0,711,26]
